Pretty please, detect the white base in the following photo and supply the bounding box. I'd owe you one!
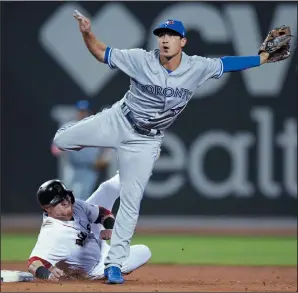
[1,270,34,283]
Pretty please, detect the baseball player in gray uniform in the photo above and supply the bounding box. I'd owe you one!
[53,10,286,284]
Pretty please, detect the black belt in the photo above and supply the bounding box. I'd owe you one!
[121,103,160,136]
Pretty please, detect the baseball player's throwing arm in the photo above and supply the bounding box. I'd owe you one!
[73,10,106,63]
[28,259,64,282]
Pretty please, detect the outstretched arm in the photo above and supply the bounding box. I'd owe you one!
[73,10,106,63]
[220,52,269,73]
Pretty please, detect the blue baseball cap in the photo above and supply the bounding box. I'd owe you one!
[76,100,90,111]
[153,19,187,38]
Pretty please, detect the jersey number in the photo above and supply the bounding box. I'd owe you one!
[75,224,91,247]
[76,232,87,247]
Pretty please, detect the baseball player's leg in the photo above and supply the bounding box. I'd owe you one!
[86,173,120,210]
[87,174,120,239]
[121,245,151,275]
[53,106,118,150]
[104,139,161,268]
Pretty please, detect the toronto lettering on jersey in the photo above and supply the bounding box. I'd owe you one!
[132,78,193,100]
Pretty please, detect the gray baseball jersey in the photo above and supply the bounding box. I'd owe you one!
[105,48,223,130]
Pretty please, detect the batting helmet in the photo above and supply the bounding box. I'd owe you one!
[36,179,75,207]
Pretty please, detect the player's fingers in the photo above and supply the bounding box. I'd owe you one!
[54,269,64,278]
[49,274,59,282]
[52,269,64,278]
[73,10,84,19]
[57,269,64,277]
[73,14,85,23]
[76,17,85,23]
[52,271,59,278]
[73,13,82,20]
[81,19,90,26]
[73,10,89,24]
[80,19,87,26]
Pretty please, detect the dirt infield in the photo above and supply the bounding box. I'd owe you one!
[1,262,297,292]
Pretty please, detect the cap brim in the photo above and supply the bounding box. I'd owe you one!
[153,27,184,37]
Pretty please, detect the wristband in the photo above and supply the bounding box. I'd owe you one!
[103,217,114,229]
[35,266,51,279]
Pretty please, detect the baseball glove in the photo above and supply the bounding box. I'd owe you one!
[258,25,293,63]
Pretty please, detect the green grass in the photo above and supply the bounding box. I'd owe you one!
[132,234,297,266]
[1,234,297,266]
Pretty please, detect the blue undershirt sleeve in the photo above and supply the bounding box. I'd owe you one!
[220,56,261,73]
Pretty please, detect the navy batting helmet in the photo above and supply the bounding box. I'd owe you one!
[36,179,75,207]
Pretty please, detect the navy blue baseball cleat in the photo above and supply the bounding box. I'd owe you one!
[104,266,124,284]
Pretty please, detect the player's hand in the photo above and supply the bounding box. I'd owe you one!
[100,229,112,240]
[259,52,270,64]
[73,10,91,33]
[48,268,64,282]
